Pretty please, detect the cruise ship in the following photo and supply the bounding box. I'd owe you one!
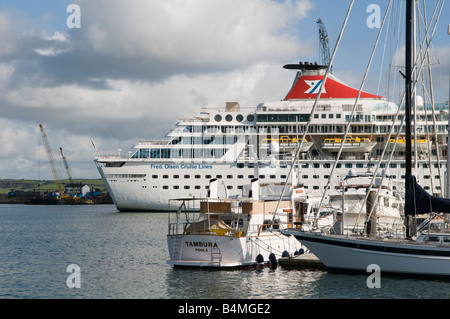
[94,62,449,212]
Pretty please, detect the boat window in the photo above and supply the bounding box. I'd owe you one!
[163,175,169,179]
[139,149,149,158]
[247,114,255,122]
[236,114,243,122]
[225,114,233,122]
[184,186,190,189]
[163,186,168,189]
[184,175,190,179]
[227,175,233,179]
[173,186,179,189]
[237,163,244,168]
[195,175,201,179]
[173,175,179,179]
[152,175,158,179]
[428,236,440,242]
[195,186,201,189]
[215,114,222,122]
[150,149,160,158]
[237,175,243,179]
[161,149,171,158]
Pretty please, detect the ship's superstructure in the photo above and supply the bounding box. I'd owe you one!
[95,63,448,212]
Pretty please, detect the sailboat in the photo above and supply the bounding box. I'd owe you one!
[282,0,450,278]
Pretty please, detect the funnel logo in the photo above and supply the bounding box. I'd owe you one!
[304,80,326,94]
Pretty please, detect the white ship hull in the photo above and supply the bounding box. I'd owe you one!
[95,157,445,212]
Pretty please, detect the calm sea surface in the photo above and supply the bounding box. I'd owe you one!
[1,204,450,300]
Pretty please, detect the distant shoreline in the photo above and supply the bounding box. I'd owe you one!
[0,178,112,204]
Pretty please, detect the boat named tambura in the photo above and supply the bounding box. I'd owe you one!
[167,179,306,267]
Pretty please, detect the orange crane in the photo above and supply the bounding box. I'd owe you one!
[39,124,64,198]
[60,147,74,185]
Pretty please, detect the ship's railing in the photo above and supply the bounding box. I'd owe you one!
[95,155,130,160]
[135,140,170,146]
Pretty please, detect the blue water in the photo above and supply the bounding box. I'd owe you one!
[1,204,450,299]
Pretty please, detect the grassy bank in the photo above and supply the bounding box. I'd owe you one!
[0,178,107,195]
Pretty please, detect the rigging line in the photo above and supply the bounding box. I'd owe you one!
[376,0,392,97]
[317,0,392,226]
[273,0,355,220]
[421,0,444,194]
[355,0,445,231]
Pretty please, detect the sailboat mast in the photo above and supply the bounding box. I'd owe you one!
[405,0,413,182]
[405,0,414,237]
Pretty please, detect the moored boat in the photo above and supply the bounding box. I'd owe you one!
[283,0,450,278]
[167,179,307,267]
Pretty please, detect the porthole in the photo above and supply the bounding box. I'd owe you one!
[225,114,233,122]
[247,114,255,122]
[236,114,243,122]
[214,114,222,122]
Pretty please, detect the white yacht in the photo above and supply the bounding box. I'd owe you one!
[94,62,448,212]
[167,179,306,267]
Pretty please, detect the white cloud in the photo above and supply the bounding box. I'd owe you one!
[0,11,18,58]
[0,0,316,179]
[75,0,313,69]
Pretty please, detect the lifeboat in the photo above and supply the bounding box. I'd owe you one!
[260,135,313,152]
[321,136,376,153]
[389,136,431,151]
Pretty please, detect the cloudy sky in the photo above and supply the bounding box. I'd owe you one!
[0,0,449,180]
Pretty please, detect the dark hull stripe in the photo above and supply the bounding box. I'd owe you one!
[293,234,450,258]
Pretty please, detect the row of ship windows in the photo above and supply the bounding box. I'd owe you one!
[146,184,440,191]
[145,174,442,180]
[149,174,288,179]
[107,173,442,183]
